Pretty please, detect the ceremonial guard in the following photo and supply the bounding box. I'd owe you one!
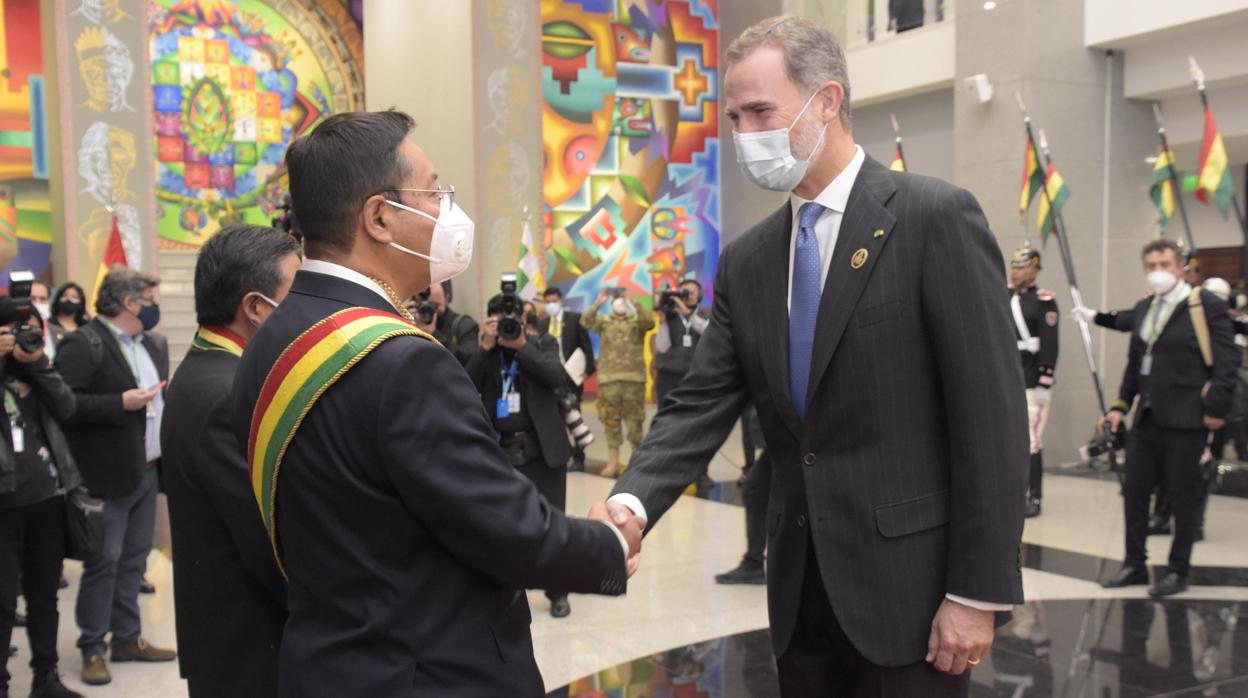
[1009,247,1059,518]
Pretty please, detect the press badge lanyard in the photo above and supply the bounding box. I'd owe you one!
[679,315,694,348]
[1142,291,1181,376]
[497,353,521,418]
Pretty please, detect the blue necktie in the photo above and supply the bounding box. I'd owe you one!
[789,202,825,420]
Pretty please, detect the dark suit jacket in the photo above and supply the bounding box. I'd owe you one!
[611,156,1029,665]
[161,344,285,696]
[231,270,627,698]
[57,318,169,500]
[1117,289,1239,430]
[540,310,597,379]
[466,332,573,469]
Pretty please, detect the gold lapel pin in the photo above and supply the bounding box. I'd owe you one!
[873,229,885,238]
[851,248,869,269]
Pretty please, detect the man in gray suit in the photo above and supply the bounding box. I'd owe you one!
[601,15,1028,696]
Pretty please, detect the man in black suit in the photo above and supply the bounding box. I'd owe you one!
[415,280,478,366]
[540,287,595,470]
[1100,239,1239,598]
[653,279,710,407]
[161,225,302,697]
[55,269,176,687]
[600,16,1027,696]
[467,296,576,618]
[230,110,639,698]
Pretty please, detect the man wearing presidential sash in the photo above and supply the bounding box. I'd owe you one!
[230,111,640,697]
[161,225,302,698]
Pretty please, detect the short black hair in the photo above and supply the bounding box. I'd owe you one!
[285,110,415,257]
[1142,238,1182,260]
[194,224,303,326]
[542,287,563,300]
[486,294,504,316]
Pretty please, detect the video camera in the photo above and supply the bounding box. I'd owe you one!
[6,270,45,353]
[414,289,437,325]
[498,272,523,342]
[657,285,691,313]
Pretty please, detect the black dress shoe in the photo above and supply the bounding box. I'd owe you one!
[1147,517,1172,536]
[30,671,84,698]
[550,596,571,618]
[1102,566,1149,588]
[1149,572,1188,597]
[715,563,766,585]
[1024,497,1041,519]
[139,578,155,594]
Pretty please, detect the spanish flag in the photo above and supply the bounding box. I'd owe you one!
[1196,105,1233,219]
[1035,164,1070,246]
[890,143,906,172]
[1019,133,1045,216]
[90,214,129,307]
[1150,146,1176,233]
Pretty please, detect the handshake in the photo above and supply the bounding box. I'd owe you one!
[587,500,645,577]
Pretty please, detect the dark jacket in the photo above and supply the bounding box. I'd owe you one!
[433,308,479,366]
[1116,289,1240,430]
[1096,308,1137,332]
[466,332,572,470]
[1010,286,1059,389]
[611,157,1029,665]
[55,318,169,500]
[230,270,627,698]
[161,342,285,696]
[539,310,597,379]
[654,307,710,378]
[0,355,81,495]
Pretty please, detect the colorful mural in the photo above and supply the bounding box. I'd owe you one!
[148,0,364,247]
[0,0,52,285]
[540,0,720,311]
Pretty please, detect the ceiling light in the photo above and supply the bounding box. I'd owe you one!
[983,1,997,9]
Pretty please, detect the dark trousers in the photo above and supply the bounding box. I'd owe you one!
[0,496,66,689]
[1124,411,1206,576]
[516,457,567,602]
[741,451,771,569]
[76,467,158,658]
[654,370,683,408]
[778,538,969,697]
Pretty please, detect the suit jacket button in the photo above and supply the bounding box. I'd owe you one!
[803,453,816,466]
[797,514,807,528]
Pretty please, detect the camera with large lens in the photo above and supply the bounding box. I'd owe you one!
[556,391,595,449]
[498,272,522,342]
[6,270,45,353]
[415,289,437,325]
[1078,425,1126,471]
[658,285,691,313]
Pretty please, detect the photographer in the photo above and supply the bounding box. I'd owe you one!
[582,290,654,477]
[407,281,478,366]
[540,288,596,471]
[466,292,575,619]
[654,279,709,408]
[0,297,84,698]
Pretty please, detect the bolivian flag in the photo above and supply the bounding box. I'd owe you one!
[1035,164,1070,246]
[1019,133,1045,216]
[90,214,129,307]
[1150,146,1176,233]
[890,143,906,172]
[1196,105,1233,219]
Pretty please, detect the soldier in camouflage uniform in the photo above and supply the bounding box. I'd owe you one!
[582,290,655,477]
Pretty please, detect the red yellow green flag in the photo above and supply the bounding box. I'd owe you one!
[1150,146,1176,233]
[890,144,906,172]
[1196,105,1233,219]
[1035,164,1070,246]
[1019,133,1045,216]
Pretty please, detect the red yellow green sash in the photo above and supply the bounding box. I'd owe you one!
[192,326,246,357]
[247,307,434,578]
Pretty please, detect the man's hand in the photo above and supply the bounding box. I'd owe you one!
[926,598,994,675]
[122,388,159,412]
[590,500,645,576]
[1071,306,1097,323]
[12,343,44,364]
[1204,415,1226,431]
[1099,410,1124,434]
[480,317,499,351]
[674,297,693,317]
[0,332,15,357]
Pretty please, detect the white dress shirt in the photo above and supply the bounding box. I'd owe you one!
[612,145,1011,612]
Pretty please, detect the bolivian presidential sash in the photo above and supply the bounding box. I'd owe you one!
[247,307,434,578]
[192,325,246,357]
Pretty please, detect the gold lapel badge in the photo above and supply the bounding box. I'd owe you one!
[873,229,885,238]
[851,248,869,269]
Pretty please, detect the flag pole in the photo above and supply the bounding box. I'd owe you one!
[890,113,907,171]
[1151,103,1198,257]
[1015,93,1109,415]
[1190,57,1248,280]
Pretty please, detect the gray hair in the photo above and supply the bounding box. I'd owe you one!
[726,15,852,130]
[95,267,159,317]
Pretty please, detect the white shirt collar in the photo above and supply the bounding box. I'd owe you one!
[790,145,866,215]
[301,259,391,305]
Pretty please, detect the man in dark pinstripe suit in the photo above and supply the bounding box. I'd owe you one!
[602,15,1028,697]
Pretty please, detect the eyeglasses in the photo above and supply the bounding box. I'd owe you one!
[385,184,455,209]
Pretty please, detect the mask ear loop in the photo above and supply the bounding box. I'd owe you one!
[384,199,444,263]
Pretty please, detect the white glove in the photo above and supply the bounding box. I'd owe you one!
[1034,387,1051,406]
[1071,306,1097,323]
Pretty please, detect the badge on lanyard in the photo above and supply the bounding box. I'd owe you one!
[683,334,693,348]
[508,392,522,414]
[10,425,24,453]
[1141,353,1153,377]
[499,354,521,417]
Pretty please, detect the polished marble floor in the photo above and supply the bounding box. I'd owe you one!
[5,405,1248,696]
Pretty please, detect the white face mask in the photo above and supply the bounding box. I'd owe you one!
[545,302,562,317]
[1148,270,1178,295]
[732,90,828,192]
[385,194,475,285]
[33,302,51,320]
[612,298,633,316]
